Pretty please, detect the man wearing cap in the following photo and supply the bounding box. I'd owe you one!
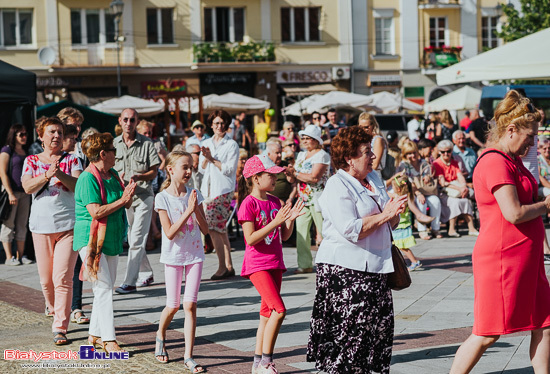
[186,120,210,147]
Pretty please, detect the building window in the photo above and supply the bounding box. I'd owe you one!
[146,8,174,45]
[280,7,321,42]
[204,7,244,42]
[481,16,499,49]
[429,17,447,47]
[374,10,395,55]
[71,9,115,45]
[0,9,33,47]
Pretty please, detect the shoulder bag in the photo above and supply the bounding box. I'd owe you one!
[369,195,412,290]
[414,162,438,196]
[0,150,13,222]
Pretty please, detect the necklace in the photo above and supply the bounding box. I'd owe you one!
[359,178,373,192]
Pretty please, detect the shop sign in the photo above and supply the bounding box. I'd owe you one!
[276,70,332,84]
[37,76,83,88]
[367,74,402,87]
[200,73,255,86]
[142,79,187,97]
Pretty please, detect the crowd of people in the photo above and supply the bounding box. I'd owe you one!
[1,89,550,373]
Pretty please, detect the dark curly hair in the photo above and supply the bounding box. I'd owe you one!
[207,110,232,132]
[331,126,373,171]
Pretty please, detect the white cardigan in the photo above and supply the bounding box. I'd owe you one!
[315,169,394,273]
[198,134,239,200]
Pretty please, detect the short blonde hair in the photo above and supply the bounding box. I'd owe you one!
[400,140,419,158]
[137,120,153,133]
[57,107,84,125]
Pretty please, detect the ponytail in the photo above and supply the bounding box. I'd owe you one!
[237,174,253,206]
[160,171,171,191]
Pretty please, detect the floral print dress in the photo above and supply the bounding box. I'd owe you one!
[294,149,330,209]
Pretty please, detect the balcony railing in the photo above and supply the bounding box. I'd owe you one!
[422,46,462,68]
[193,41,275,63]
[53,43,137,67]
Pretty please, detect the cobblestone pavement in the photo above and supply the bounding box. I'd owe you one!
[1,227,549,373]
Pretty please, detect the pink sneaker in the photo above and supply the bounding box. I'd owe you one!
[257,362,278,374]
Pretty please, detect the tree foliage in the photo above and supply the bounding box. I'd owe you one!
[497,0,550,42]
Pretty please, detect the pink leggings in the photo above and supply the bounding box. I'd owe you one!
[32,230,78,334]
[249,269,286,318]
[165,262,203,308]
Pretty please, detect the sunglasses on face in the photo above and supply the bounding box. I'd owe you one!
[312,117,320,121]
[440,150,452,154]
[122,117,136,123]
[105,148,117,154]
[17,132,27,137]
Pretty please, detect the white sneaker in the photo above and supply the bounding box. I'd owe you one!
[257,362,278,374]
[21,256,34,265]
[136,275,154,287]
[5,257,20,266]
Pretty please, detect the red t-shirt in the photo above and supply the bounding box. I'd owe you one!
[433,158,460,182]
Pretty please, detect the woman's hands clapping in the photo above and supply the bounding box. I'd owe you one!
[383,194,408,220]
[122,179,137,204]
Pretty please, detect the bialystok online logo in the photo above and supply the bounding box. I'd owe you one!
[4,345,129,361]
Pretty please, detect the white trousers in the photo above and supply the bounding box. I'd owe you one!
[123,195,154,286]
[416,194,442,232]
[79,247,118,341]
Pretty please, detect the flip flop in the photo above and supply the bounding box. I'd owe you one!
[184,357,206,373]
[155,337,169,364]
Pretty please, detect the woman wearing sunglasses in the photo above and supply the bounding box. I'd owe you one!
[0,124,32,266]
[432,139,478,238]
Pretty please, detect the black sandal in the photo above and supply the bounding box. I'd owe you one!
[53,332,68,345]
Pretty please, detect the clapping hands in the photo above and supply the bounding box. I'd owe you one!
[274,198,305,224]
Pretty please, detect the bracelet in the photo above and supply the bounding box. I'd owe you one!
[44,173,50,182]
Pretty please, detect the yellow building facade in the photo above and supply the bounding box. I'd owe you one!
[0,0,506,112]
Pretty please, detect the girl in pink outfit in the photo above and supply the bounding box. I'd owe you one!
[154,150,208,373]
[237,154,305,374]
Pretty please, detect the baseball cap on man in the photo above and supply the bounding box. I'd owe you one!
[192,120,205,129]
[243,153,286,179]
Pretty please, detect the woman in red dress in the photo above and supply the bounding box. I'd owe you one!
[450,90,550,373]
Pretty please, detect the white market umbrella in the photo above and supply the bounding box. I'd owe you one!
[437,28,550,85]
[281,94,323,116]
[367,91,423,113]
[306,91,378,113]
[188,92,270,114]
[91,95,165,116]
[423,86,482,112]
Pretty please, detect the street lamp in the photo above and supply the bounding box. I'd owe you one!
[110,0,124,97]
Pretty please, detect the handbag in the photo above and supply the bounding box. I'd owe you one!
[381,153,396,180]
[414,163,438,196]
[387,243,412,290]
[368,195,412,291]
[0,150,13,222]
[444,180,463,198]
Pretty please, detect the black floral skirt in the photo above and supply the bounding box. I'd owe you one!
[307,263,394,374]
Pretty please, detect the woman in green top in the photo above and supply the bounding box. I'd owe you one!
[74,133,136,353]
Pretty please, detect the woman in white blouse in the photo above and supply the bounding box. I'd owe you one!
[307,126,406,374]
[199,110,240,280]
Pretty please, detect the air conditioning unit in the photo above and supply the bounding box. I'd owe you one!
[332,67,350,80]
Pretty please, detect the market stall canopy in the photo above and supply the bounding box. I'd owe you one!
[281,94,324,116]
[38,100,118,134]
[368,91,423,113]
[186,92,270,114]
[0,60,36,105]
[437,28,550,85]
[423,86,481,112]
[91,95,165,117]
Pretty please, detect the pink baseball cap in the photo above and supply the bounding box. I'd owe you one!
[243,153,286,178]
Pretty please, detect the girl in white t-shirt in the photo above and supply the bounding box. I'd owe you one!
[154,151,208,373]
